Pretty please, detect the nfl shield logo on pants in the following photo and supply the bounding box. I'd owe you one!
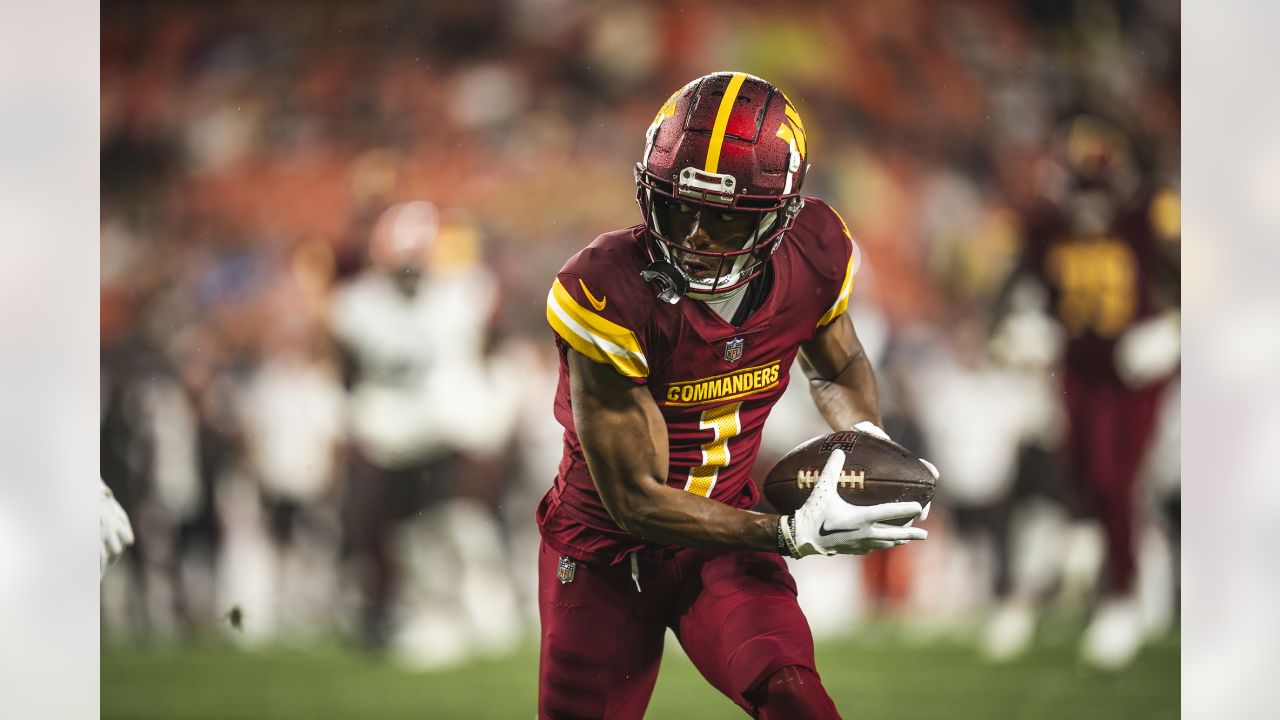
[557,556,576,584]
[724,337,745,364]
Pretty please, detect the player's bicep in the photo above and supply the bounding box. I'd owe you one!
[567,349,670,527]
[798,312,862,382]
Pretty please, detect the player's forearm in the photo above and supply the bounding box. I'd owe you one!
[808,350,881,431]
[800,313,882,430]
[607,480,780,551]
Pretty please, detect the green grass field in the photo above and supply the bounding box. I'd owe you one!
[103,632,1178,719]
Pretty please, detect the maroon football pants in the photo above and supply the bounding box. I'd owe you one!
[1062,369,1165,595]
[537,541,840,719]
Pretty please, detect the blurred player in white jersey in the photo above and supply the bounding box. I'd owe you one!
[236,284,347,640]
[330,201,520,666]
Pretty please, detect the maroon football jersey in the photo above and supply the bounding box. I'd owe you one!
[539,198,859,565]
[1023,188,1179,382]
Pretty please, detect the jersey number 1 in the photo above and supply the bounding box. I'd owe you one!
[684,402,743,498]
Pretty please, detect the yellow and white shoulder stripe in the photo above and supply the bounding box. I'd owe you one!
[817,210,862,328]
[546,278,649,378]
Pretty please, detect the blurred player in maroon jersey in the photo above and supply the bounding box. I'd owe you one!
[1004,115,1180,669]
[537,72,937,719]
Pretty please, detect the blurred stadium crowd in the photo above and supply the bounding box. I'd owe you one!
[100,0,1180,670]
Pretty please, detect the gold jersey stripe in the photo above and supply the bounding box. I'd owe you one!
[549,279,643,353]
[704,72,747,174]
[817,237,860,328]
[547,298,649,378]
[830,206,854,240]
[547,279,649,378]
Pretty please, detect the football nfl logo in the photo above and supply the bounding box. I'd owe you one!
[819,432,860,454]
[557,556,576,584]
[724,338,745,364]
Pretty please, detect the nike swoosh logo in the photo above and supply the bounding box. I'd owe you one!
[818,522,842,537]
[579,279,607,311]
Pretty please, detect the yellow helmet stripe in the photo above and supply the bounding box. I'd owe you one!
[704,72,747,174]
[546,279,649,378]
[783,103,807,158]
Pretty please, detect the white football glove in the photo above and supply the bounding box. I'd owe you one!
[917,458,938,521]
[100,478,135,579]
[1114,310,1180,388]
[852,419,891,442]
[781,449,927,558]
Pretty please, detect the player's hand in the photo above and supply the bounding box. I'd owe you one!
[784,450,926,557]
[852,419,891,442]
[100,479,135,579]
[854,421,939,522]
[1114,310,1180,388]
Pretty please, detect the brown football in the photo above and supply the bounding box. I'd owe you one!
[761,431,936,524]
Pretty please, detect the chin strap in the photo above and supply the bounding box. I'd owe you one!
[641,260,688,304]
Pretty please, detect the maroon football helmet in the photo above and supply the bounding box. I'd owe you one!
[636,72,809,298]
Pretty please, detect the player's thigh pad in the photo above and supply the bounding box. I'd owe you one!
[537,542,665,720]
[673,550,818,709]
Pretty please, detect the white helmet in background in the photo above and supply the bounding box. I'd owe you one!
[370,200,440,271]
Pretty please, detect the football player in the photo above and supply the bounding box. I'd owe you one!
[537,72,935,719]
[331,201,520,661]
[997,115,1180,669]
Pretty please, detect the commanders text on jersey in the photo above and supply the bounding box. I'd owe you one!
[664,361,782,406]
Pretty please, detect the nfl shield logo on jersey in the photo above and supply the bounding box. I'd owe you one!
[724,338,745,364]
[557,556,576,584]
